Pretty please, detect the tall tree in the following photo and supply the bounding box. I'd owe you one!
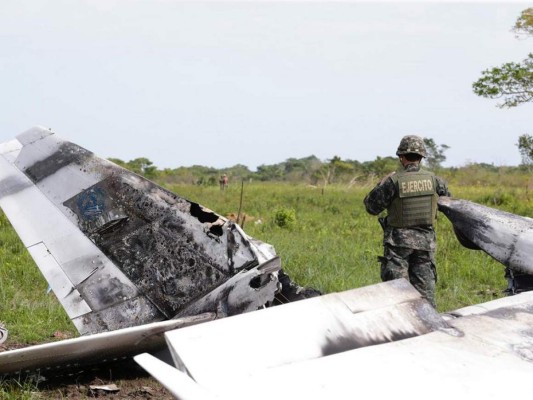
[513,7,533,38]
[473,8,533,108]
[127,157,158,179]
[423,138,449,170]
[108,157,158,178]
[472,54,533,108]
[518,134,533,165]
[472,8,533,165]
[315,156,355,186]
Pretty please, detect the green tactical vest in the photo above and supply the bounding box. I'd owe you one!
[387,170,438,228]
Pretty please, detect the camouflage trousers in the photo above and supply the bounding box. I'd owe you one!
[379,244,437,308]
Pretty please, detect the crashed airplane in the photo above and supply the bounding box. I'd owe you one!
[130,196,533,399]
[0,127,533,399]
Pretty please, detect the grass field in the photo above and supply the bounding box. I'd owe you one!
[1,180,531,398]
[168,182,516,311]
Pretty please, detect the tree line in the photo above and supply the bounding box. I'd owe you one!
[473,7,533,164]
[108,137,530,187]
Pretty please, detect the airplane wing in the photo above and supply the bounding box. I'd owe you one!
[135,279,533,400]
[0,127,280,336]
[0,313,214,375]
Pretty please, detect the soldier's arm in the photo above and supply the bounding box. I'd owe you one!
[363,177,396,215]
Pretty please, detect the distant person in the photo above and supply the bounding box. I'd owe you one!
[219,174,228,190]
[363,135,450,308]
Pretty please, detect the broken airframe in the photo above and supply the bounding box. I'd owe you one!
[1,127,533,399]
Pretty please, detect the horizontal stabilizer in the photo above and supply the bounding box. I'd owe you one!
[137,281,533,400]
[161,280,447,389]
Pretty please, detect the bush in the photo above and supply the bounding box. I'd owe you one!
[273,207,296,228]
[475,190,515,207]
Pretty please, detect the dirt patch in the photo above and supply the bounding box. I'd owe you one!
[2,357,174,399]
[40,359,173,399]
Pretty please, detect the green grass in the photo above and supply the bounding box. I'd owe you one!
[0,182,522,342]
[0,181,529,397]
[0,214,74,344]
[0,376,41,399]
[165,182,515,311]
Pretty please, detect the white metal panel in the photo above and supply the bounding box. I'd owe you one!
[0,150,139,295]
[27,243,91,319]
[142,340,533,400]
[16,126,54,145]
[14,130,63,171]
[336,278,421,312]
[208,327,533,400]
[0,184,71,247]
[448,304,533,357]
[444,289,533,319]
[34,163,103,212]
[45,233,138,294]
[0,154,79,247]
[0,314,214,375]
[0,145,143,320]
[45,233,107,285]
[149,287,533,400]
[165,280,444,387]
[13,130,105,217]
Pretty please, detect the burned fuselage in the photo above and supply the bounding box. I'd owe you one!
[0,127,280,335]
[438,196,533,276]
[64,173,258,319]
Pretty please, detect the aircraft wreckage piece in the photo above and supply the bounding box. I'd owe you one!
[0,313,214,375]
[135,279,533,400]
[0,322,7,345]
[0,127,280,336]
[438,196,533,275]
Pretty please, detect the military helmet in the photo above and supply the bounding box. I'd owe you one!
[396,135,427,157]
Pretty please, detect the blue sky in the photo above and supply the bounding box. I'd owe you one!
[0,1,531,169]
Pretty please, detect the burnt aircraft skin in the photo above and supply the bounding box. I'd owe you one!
[63,174,241,318]
[0,127,280,335]
[136,287,533,400]
[0,322,7,345]
[438,196,533,275]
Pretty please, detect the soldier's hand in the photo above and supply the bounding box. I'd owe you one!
[379,171,395,185]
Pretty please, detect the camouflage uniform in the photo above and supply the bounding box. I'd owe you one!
[364,162,450,308]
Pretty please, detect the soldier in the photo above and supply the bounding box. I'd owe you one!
[364,135,450,308]
[219,174,228,190]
